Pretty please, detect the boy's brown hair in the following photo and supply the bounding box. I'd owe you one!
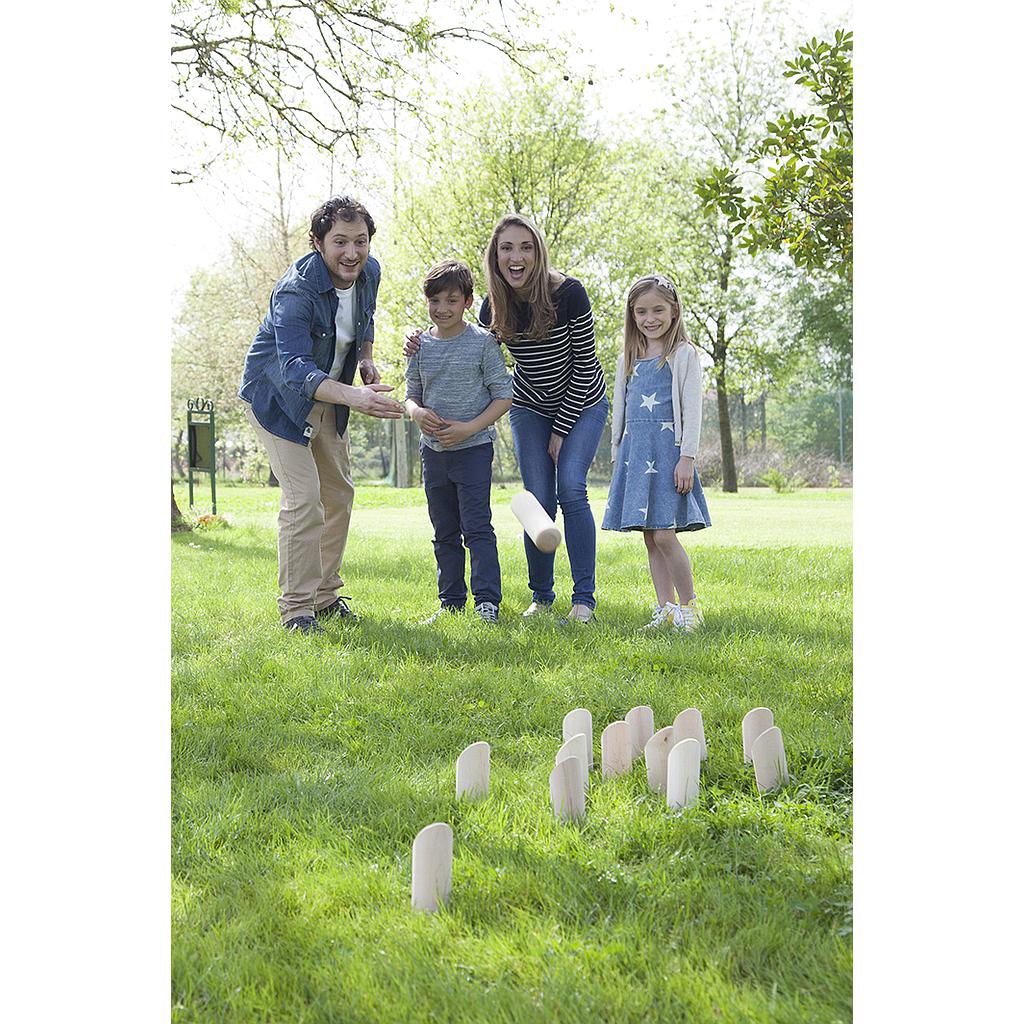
[423,259,474,299]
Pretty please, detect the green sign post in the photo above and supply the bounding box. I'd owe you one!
[187,398,217,514]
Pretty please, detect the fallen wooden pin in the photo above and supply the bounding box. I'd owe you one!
[666,738,701,810]
[549,756,586,822]
[742,707,774,764]
[673,707,707,761]
[751,726,789,793]
[562,708,594,768]
[411,822,453,913]
[455,741,490,800]
[601,720,633,780]
[625,705,654,760]
[644,726,675,794]
[556,733,589,792]
[511,491,562,553]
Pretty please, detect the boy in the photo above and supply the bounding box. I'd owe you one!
[405,260,513,623]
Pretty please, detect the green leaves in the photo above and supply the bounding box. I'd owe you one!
[698,28,852,279]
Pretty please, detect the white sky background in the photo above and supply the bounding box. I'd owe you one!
[169,0,852,298]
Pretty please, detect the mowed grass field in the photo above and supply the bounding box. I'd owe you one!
[172,482,852,1023]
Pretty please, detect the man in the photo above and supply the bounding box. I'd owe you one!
[239,195,403,634]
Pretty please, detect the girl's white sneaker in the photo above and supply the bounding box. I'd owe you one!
[671,597,703,632]
[640,603,675,630]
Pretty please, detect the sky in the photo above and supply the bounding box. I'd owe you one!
[169,0,852,297]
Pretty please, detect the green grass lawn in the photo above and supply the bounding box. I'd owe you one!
[172,483,852,1023]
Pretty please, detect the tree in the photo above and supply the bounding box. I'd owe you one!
[696,29,853,279]
[171,0,548,182]
[651,0,799,491]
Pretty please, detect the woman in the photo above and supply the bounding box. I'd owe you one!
[406,214,608,620]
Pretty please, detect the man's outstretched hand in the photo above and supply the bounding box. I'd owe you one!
[350,383,404,419]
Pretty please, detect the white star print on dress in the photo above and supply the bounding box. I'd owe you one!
[660,421,674,431]
[640,393,660,411]
[639,506,648,516]
[645,460,658,474]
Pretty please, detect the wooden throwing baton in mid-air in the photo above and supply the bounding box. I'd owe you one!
[510,491,562,553]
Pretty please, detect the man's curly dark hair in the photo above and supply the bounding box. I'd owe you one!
[309,196,376,248]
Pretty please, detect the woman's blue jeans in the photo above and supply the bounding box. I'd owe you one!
[509,396,609,610]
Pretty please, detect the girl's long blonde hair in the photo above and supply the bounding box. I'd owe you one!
[623,275,693,380]
[484,214,557,342]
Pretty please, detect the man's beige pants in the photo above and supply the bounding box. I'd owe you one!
[245,402,354,623]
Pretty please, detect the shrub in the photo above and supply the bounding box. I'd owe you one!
[761,467,804,492]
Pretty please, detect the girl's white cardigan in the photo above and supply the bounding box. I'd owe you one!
[610,344,704,463]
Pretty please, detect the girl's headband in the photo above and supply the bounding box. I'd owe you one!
[634,274,678,297]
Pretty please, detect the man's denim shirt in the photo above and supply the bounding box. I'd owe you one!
[239,251,380,445]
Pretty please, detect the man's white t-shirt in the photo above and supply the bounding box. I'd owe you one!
[329,285,356,379]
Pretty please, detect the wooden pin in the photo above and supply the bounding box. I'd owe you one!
[549,756,586,822]
[742,707,774,764]
[455,741,490,800]
[666,738,701,810]
[601,720,633,779]
[562,708,594,768]
[644,726,675,794]
[751,726,789,793]
[556,733,589,792]
[411,823,453,913]
[625,705,654,759]
[673,708,707,760]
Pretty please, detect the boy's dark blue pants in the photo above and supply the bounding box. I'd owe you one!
[420,442,501,608]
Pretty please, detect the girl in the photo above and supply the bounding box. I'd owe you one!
[602,275,710,631]
[405,215,608,622]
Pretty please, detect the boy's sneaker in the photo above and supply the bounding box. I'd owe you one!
[476,602,500,624]
[421,605,464,625]
[522,601,553,618]
[640,603,674,630]
[283,615,324,635]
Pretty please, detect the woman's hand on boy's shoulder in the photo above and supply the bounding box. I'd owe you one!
[403,327,425,358]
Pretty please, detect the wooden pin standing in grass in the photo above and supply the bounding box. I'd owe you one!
[556,733,589,792]
[742,707,774,764]
[511,491,562,553]
[411,823,453,913]
[562,708,594,768]
[549,756,586,822]
[644,726,675,794]
[673,708,707,760]
[751,726,789,792]
[601,720,633,779]
[666,738,701,810]
[455,741,490,800]
[625,706,654,760]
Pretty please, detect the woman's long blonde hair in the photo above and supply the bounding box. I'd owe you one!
[623,275,693,380]
[484,214,557,342]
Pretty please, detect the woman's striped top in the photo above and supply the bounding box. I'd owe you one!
[479,277,607,437]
